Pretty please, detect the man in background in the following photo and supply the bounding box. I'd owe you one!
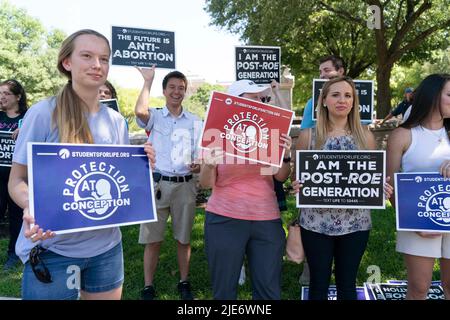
[378,87,414,125]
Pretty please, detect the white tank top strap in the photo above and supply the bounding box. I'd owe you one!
[402,125,450,172]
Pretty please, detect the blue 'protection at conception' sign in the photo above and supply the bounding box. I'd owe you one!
[28,143,157,234]
[395,172,450,232]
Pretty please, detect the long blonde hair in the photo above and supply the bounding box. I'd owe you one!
[53,29,110,143]
[315,76,369,149]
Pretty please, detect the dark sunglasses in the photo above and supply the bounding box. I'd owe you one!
[260,96,271,103]
[30,246,52,283]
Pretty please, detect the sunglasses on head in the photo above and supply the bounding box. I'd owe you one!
[30,246,52,283]
[260,96,271,103]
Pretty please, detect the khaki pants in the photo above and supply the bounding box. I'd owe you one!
[139,178,197,245]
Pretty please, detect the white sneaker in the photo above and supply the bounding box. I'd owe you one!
[238,264,246,285]
[299,261,310,285]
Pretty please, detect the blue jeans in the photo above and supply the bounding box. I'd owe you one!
[22,242,124,300]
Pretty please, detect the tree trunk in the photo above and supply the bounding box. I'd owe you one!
[375,64,393,118]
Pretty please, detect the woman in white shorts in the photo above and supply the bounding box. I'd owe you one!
[387,73,450,299]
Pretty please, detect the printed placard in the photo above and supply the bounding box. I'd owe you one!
[235,46,281,84]
[28,143,157,234]
[366,282,444,300]
[379,284,444,300]
[312,79,374,122]
[301,286,367,300]
[0,131,15,167]
[199,91,294,167]
[387,279,442,286]
[100,99,120,113]
[364,283,384,300]
[395,172,450,233]
[112,26,175,69]
[296,150,386,209]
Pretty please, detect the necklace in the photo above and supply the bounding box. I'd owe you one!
[422,126,446,143]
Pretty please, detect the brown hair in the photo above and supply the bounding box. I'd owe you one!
[315,76,369,149]
[53,29,110,143]
[318,55,346,74]
[102,80,117,99]
[0,79,28,114]
[162,71,188,91]
[401,74,450,132]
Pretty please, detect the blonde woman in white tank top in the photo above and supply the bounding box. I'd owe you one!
[387,74,450,300]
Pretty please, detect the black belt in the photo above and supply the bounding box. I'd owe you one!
[161,174,193,183]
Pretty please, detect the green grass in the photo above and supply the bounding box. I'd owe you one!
[0,240,22,298]
[0,197,441,299]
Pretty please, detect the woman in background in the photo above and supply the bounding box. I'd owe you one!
[0,79,27,271]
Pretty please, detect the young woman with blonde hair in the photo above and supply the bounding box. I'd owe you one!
[293,76,392,300]
[8,29,155,300]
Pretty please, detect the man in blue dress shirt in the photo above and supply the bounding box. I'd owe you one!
[134,66,201,300]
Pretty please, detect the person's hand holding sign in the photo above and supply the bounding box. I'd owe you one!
[280,133,292,159]
[270,79,280,92]
[12,128,20,140]
[135,64,156,83]
[204,147,224,169]
[23,207,55,242]
[189,163,201,174]
[384,176,394,199]
[261,133,292,178]
[198,147,224,189]
[292,179,303,194]
[144,142,156,169]
[439,159,450,178]
[270,80,289,110]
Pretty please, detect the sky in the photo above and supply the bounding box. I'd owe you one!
[11,0,242,96]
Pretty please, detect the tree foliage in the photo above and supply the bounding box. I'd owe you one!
[115,82,224,132]
[115,86,166,133]
[0,1,66,105]
[205,0,450,117]
[185,83,225,119]
[391,49,450,102]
